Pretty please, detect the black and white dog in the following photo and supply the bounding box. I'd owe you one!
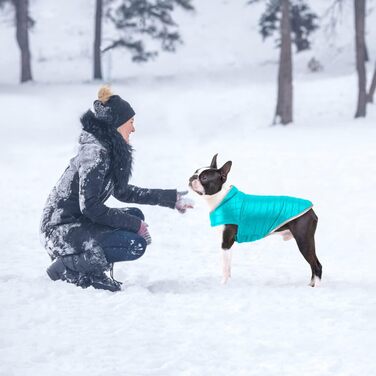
[189,154,322,286]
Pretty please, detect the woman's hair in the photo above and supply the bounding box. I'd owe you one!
[81,110,133,194]
[106,127,133,193]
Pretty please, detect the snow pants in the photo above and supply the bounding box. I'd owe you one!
[97,208,147,263]
[43,207,147,265]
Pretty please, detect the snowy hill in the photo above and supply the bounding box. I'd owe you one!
[1,1,376,376]
[0,0,375,83]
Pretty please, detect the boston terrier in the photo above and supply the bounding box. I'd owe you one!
[189,154,322,286]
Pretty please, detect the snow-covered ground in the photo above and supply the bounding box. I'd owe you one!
[1,0,376,375]
[1,76,376,376]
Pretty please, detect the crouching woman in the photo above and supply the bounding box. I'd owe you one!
[40,86,193,291]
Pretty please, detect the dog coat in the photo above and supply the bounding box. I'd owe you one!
[210,186,313,243]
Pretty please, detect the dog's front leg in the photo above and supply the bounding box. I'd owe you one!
[221,249,232,284]
[221,225,237,284]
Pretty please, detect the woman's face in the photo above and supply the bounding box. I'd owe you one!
[117,117,135,143]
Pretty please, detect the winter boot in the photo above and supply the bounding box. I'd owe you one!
[48,243,121,292]
[46,258,66,281]
[61,244,110,276]
[46,257,80,285]
[89,272,122,292]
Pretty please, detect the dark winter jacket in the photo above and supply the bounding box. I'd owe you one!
[40,110,177,258]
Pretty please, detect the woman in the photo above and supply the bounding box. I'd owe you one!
[40,86,193,291]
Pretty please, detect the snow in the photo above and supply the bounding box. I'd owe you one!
[1,77,375,376]
[1,0,376,375]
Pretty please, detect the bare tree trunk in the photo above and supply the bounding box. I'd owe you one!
[354,0,367,118]
[364,42,369,62]
[274,0,293,125]
[13,0,32,83]
[93,0,103,80]
[367,63,376,103]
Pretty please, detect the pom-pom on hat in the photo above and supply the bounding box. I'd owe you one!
[98,85,113,103]
[93,85,135,128]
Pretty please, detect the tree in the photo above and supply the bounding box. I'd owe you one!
[0,0,33,82]
[103,0,194,62]
[367,64,376,103]
[275,0,293,125]
[94,0,103,79]
[250,0,318,125]
[354,0,367,118]
[325,0,372,116]
[13,0,33,82]
[258,0,318,52]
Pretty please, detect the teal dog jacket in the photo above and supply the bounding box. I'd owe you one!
[210,186,313,243]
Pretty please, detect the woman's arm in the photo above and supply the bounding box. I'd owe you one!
[78,143,141,232]
[113,185,177,209]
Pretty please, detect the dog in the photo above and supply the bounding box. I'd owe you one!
[189,154,322,287]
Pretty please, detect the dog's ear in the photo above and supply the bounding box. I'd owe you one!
[219,161,232,181]
[210,153,218,169]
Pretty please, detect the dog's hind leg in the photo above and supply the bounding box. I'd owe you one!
[221,225,237,284]
[287,209,322,287]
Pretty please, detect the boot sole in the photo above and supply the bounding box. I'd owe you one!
[91,281,121,292]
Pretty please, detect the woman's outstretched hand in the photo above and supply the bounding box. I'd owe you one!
[175,191,195,214]
[138,221,152,245]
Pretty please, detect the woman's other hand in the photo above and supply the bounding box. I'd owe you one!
[175,191,195,214]
[138,221,152,245]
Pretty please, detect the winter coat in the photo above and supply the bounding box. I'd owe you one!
[40,110,177,259]
[210,186,312,243]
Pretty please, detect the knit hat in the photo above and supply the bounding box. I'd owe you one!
[93,86,135,128]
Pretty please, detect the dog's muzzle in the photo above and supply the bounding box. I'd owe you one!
[189,176,204,195]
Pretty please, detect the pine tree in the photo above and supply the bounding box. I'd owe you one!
[250,0,318,125]
[275,0,293,125]
[102,0,194,63]
[257,0,318,52]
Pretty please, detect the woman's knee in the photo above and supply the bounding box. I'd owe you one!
[126,207,145,221]
[130,237,147,260]
[103,235,147,263]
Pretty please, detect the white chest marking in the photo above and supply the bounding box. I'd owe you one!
[203,184,232,212]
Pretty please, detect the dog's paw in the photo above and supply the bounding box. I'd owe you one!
[309,276,321,287]
[221,278,228,285]
[221,273,231,285]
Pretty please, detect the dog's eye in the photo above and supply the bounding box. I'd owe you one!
[200,175,208,182]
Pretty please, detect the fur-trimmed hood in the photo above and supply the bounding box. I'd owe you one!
[80,110,133,194]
